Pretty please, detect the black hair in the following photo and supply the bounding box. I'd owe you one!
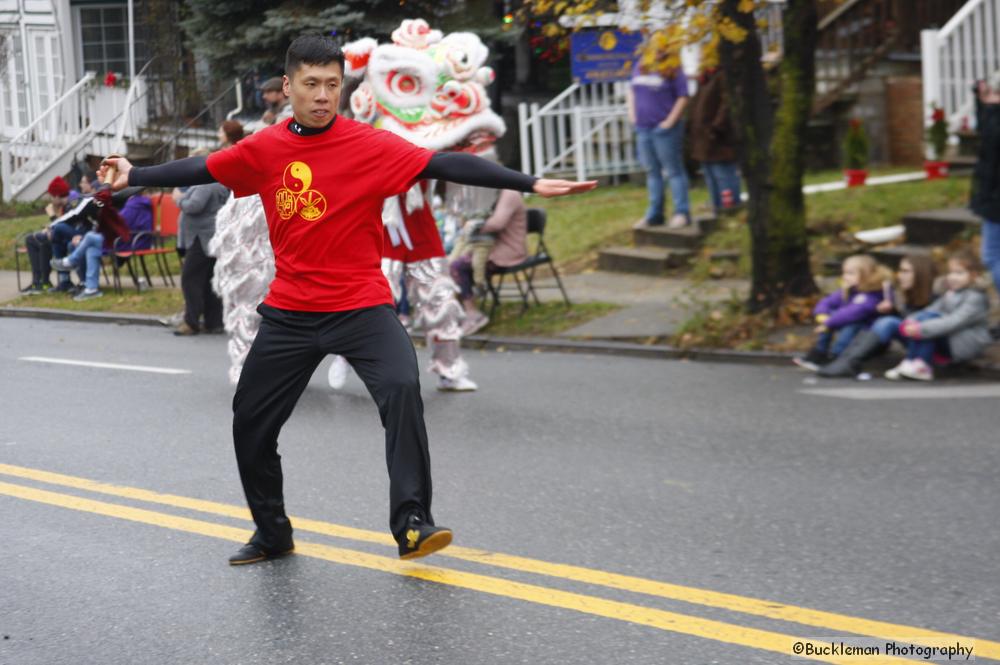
[285,34,345,79]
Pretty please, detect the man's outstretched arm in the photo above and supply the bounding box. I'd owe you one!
[99,156,217,191]
[419,153,597,198]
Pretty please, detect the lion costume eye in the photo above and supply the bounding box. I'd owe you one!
[387,71,421,97]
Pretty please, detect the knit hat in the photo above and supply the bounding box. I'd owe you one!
[47,176,70,198]
[260,77,284,92]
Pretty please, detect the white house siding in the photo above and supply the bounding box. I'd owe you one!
[0,0,73,141]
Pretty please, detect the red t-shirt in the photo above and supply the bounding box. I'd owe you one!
[206,116,434,311]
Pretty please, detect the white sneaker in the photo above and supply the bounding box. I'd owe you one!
[437,375,478,392]
[73,288,103,302]
[898,357,934,381]
[461,312,490,336]
[668,213,690,229]
[884,359,912,381]
[327,355,350,390]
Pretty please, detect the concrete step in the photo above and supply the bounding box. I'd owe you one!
[869,244,933,268]
[694,213,721,234]
[598,246,694,275]
[902,208,981,245]
[633,225,703,249]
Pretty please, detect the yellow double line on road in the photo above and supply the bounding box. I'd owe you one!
[0,462,996,664]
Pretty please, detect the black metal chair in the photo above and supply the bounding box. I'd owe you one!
[481,207,571,318]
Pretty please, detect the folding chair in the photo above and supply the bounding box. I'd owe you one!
[481,208,571,318]
[130,192,179,288]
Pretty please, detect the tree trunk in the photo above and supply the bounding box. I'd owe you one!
[767,0,819,302]
[719,0,818,310]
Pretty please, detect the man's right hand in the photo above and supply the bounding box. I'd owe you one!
[98,155,132,191]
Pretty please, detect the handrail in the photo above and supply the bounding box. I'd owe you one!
[817,0,869,31]
[226,78,243,120]
[151,73,247,162]
[939,0,986,37]
[534,83,581,117]
[111,58,157,154]
[9,72,95,146]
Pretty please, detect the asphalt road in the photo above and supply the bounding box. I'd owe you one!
[1,317,998,665]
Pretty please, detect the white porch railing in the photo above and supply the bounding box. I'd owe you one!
[518,81,639,180]
[922,0,1000,129]
[1,72,96,201]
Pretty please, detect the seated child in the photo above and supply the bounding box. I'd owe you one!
[819,253,938,377]
[886,249,992,381]
[794,254,886,371]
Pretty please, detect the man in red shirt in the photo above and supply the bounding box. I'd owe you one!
[100,35,595,565]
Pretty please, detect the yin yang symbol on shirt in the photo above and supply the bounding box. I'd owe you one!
[276,161,328,221]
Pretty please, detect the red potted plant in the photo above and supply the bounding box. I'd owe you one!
[925,105,949,180]
[843,118,869,187]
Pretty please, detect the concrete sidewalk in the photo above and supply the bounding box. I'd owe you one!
[1,265,743,341]
[528,270,747,339]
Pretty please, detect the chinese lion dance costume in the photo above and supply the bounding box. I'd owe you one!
[210,19,506,389]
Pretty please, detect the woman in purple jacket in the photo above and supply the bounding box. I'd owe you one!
[794,255,887,371]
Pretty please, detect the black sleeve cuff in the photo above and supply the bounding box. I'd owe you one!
[128,156,216,188]
[419,153,537,193]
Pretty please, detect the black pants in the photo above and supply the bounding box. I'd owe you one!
[25,231,53,287]
[232,303,434,551]
[181,238,223,330]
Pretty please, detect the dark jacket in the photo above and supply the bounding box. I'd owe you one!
[50,191,130,249]
[971,97,1000,221]
[814,288,883,329]
[120,194,154,250]
[688,70,736,163]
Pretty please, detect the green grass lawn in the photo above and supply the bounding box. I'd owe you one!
[529,167,954,275]
[4,286,184,316]
[479,301,620,337]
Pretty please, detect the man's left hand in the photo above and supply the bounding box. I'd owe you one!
[533,179,599,198]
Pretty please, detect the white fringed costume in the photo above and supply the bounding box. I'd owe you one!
[209,19,506,387]
[208,194,274,385]
[345,19,507,389]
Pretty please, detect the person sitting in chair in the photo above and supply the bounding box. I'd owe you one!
[448,188,527,335]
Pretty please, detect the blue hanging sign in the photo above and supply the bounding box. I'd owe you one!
[570,30,643,84]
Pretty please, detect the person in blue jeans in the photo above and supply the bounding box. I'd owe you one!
[628,58,690,229]
[50,189,131,302]
[794,255,886,371]
[689,68,742,214]
[972,80,1000,338]
[819,254,938,378]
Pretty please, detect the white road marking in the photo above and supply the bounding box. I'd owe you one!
[18,356,191,375]
[800,384,1000,400]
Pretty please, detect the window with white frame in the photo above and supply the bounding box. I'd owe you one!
[74,3,146,79]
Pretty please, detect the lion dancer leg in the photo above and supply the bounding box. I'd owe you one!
[404,257,475,391]
[210,195,275,385]
[382,184,476,392]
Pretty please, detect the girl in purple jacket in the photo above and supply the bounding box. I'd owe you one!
[794,255,887,371]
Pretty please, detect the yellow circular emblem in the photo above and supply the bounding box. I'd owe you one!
[599,31,618,51]
[282,161,313,193]
[297,190,327,221]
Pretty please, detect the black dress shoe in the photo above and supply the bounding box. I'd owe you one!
[397,514,452,560]
[228,542,294,566]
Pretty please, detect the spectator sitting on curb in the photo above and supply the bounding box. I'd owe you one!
[819,254,939,378]
[449,189,528,335]
[886,249,992,382]
[50,189,131,301]
[794,254,887,372]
